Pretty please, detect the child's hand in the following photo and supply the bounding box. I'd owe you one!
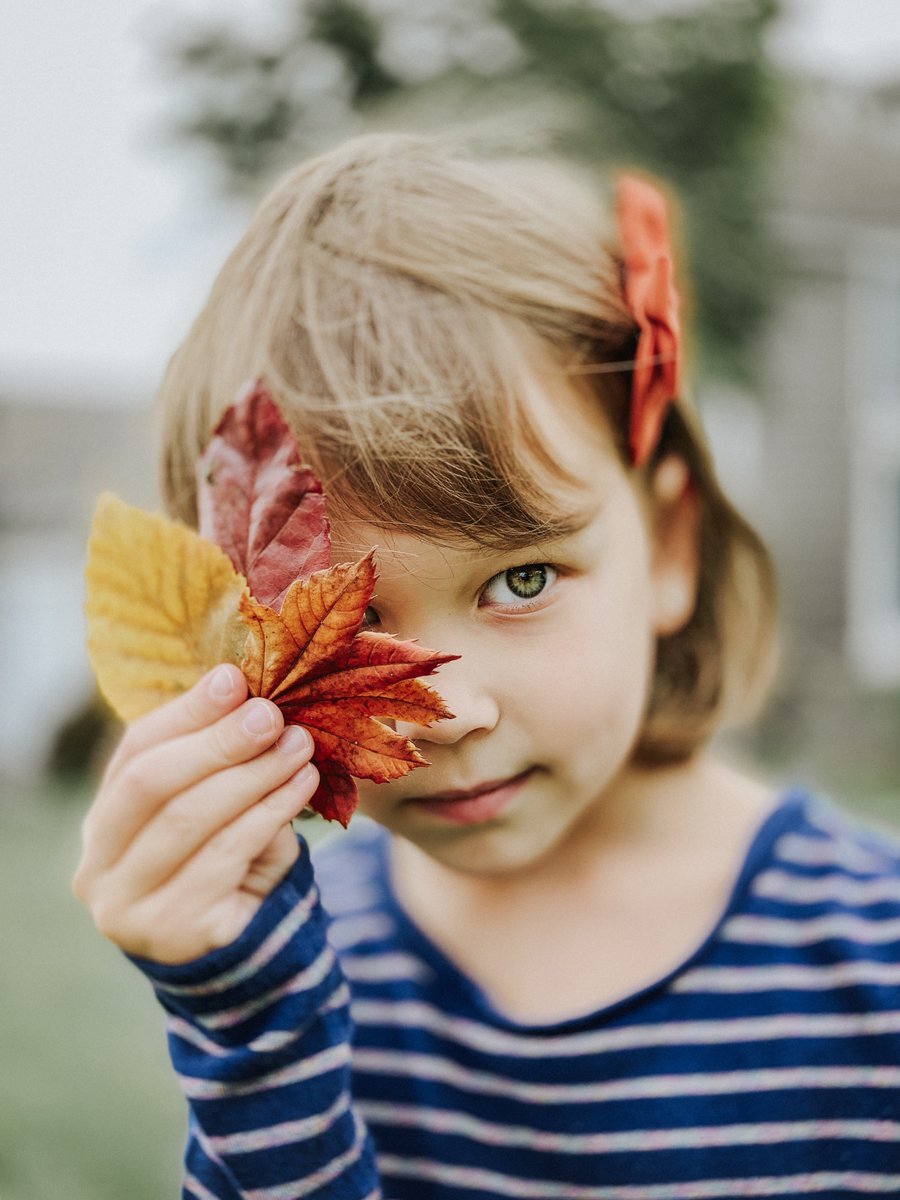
[72,664,318,965]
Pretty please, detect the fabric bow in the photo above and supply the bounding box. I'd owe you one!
[615,174,682,467]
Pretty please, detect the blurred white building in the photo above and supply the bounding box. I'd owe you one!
[759,79,900,688]
[0,379,157,778]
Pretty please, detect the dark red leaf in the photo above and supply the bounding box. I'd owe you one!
[240,555,457,826]
[197,378,331,611]
[308,759,358,827]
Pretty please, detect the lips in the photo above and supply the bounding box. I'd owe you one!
[405,768,535,825]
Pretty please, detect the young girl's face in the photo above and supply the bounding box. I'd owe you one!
[328,375,698,878]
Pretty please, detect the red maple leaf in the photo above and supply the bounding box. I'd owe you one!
[199,379,457,826]
[240,554,456,826]
[197,379,331,611]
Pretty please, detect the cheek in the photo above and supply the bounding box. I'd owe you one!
[539,582,656,748]
[542,633,651,741]
[355,780,403,829]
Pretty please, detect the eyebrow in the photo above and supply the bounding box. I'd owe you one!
[521,491,608,543]
[456,496,606,562]
[551,498,605,539]
[330,488,606,564]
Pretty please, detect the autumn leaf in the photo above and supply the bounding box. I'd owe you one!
[84,379,457,826]
[283,631,458,722]
[197,378,331,611]
[308,760,358,831]
[241,554,379,699]
[240,558,457,825]
[84,493,248,720]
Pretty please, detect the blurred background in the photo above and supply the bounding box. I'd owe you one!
[3,1,900,1195]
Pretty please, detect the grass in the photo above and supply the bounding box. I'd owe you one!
[0,782,184,1200]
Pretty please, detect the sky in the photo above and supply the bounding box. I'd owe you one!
[2,1,247,398]
[3,0,900,403]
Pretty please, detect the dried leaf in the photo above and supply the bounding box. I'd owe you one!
[84,493,248,720]
[239,555,378,699]
[275,555,379,693]
[197,378,331,611]
[309,759,358,829]
[84,381,457,827]
[240,560,456,825]
[281,632,455,723]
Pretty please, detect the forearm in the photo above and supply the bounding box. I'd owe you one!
[132,839,381,1200]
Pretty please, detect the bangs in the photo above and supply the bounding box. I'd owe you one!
[263,273,613,549]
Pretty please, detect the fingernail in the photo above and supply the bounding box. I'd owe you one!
[276,726,312,755]
[208,664,234,699]
[292,762,319,787]
[241,700,276,736]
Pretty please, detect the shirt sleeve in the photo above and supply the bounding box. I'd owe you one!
[128,837,382,1200]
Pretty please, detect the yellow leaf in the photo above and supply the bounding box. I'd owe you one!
[84,493,249,720]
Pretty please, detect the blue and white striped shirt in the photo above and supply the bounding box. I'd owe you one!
[138,791,900,1198]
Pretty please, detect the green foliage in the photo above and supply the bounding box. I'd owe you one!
[309,0,400,101]
[154,0,785,384]
[494,0,783,379]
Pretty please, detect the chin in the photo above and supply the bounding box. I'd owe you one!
[421,825,551,879]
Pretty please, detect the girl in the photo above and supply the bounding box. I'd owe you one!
[74,134,900,1198]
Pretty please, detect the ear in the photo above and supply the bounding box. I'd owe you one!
[647,456,700,637]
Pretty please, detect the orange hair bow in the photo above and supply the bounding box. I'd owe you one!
[615,173,682,467]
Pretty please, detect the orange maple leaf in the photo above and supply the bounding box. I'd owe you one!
[239,552,457,826]
[85,381,458,827]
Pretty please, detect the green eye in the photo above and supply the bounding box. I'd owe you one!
[482,563,557,609]
[505,565,548,599]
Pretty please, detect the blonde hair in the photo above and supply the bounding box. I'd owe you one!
[157,132,777,762]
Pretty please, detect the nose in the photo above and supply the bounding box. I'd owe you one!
[396,655,499,746]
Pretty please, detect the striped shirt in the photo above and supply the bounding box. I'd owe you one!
[137,791,900,1198]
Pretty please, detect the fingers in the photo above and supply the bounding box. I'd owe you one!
[90,761,320,963]
[73,663,326,963]
[241,821,305,901]
[176,765,317,906]
[84,694,290,871]
[103,664,249,785]
[105,731,316,901]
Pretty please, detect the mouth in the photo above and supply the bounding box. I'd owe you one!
[405,768,536,825]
